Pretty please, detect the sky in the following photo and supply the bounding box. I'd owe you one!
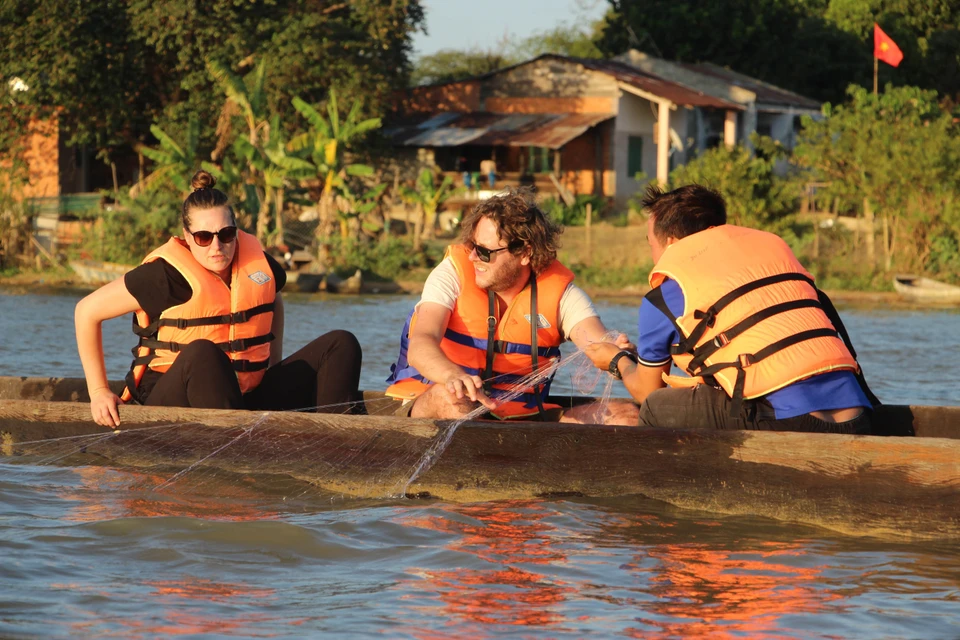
[411,0,608,58]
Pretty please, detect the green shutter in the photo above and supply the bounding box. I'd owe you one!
[627,136,644,178]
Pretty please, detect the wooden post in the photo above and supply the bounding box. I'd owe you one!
[882,214,891,271]
[813,220,820,259]
[657,101,671,185]
[863,197,876,264]
[585,203,593,266]
[874,56,879,95]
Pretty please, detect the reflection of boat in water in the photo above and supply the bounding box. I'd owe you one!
[69,259,132,285]
[2,375,960,540]
[893,274,960,304]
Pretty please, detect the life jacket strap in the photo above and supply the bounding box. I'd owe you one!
[685,298,823,375]
[671,272,816,356]
[696,327,840,417]
[134,302,276,337]
[138,332,274,354]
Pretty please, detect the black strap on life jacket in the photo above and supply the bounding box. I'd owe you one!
[658,270,879,416]
[697,327,842,417]
[685,298,823,374]
[132,302,276,338]
[136,332,274,356]
[670,273,816,357]
[125,300,276,401]
[483,290,497,396]
[483,277,550,420]
[815,289,882,407]
[529,276,547,420]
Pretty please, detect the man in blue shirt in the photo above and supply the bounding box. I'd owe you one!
[586,185,877,433]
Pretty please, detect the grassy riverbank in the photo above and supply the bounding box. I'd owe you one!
[0,222,906,305]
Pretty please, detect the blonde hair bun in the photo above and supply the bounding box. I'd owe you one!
[190,170,217,192]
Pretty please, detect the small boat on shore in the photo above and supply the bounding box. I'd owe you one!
[68,260,132,285]
[1,376,958,540]
[893,274,960,304]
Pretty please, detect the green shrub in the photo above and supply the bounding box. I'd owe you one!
[542,194,610,226]
[653,135,800,229]
[75,189,181,264]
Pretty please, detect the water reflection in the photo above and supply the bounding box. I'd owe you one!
[59,465,283,522]
[400,501,573,630]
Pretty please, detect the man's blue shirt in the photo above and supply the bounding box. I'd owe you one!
[638,279,870,419]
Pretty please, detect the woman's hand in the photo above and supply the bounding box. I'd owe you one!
[89,387,123,427]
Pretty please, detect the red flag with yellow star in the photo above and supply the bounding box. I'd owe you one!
[874,23,903,67]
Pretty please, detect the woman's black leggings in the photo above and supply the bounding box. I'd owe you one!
[143,330,364,414]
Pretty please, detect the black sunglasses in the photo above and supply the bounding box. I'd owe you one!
[471,241,521,263]
[189,226,238,247]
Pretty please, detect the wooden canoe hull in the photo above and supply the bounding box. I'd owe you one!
[1,377,959,540]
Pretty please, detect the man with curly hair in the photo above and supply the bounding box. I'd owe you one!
[386,189,638,424]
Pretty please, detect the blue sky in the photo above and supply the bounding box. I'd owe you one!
[412,0,608,58]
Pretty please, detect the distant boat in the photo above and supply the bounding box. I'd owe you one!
[893,274,960,304]
[69,260,132,285]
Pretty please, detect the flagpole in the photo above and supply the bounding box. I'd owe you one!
[873,55,878,95]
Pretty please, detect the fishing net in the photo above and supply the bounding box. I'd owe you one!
[1,335,628,509]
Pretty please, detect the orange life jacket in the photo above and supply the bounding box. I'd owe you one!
[647,224,858,412]
[121,231,276,403]
[385,244,574,419]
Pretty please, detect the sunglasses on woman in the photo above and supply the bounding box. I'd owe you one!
[189,226,238,247]
[470,240,522,263]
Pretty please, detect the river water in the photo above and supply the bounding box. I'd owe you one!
[1,288,959,638]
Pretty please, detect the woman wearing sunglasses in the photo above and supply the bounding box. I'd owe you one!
[75,170,363,427]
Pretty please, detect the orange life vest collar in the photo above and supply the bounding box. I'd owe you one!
[121,231,276,403]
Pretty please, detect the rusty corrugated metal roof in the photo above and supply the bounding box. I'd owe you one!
[682,62,821,110]
[566,57,745,110]
[386,112,614,149]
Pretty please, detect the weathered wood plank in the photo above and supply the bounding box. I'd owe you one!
[1,398,959,540]
[1,376,958,439]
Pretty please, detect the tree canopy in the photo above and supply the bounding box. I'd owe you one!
[1,0,425,153]
[597,0,960,102]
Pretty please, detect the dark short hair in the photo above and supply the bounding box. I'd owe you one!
[642,184,726,241]
[182,170,235,230]
[459,188,562,274]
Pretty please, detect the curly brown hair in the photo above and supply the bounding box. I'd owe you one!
[458,188,562,274]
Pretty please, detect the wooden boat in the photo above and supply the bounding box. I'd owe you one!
[69,259,132,285]
[1,376,958,541]
[893,274,960,304]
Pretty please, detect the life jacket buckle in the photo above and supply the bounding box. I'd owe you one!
[487,315,497,330]
[713,333,730,348]
[227,339,246,352]
[738,353,755,368]
[175,318,189,330]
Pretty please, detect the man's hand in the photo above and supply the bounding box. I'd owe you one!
[89,387,122,427]
[612,332,636,353]
[443,372,498,410]
[583,341,623,372]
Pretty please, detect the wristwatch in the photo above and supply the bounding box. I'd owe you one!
[608,350,639,380]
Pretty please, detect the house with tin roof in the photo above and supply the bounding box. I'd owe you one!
[388,51,821,208]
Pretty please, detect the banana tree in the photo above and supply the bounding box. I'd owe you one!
[336,183,387,240]
[400,169,459,250]
[207,57,273,242]
[139,116,201,195]
[289,89,381,242]
[262,125,314,246]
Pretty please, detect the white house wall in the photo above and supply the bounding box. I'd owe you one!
[613,92,688,208]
